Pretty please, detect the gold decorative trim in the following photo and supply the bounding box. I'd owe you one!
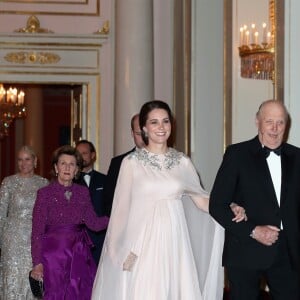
[1,10,99,17]
[172,0,191,155]
[223,0,232,149]
[4,0,88,4]
[95,20,110,34]
[1,0,100,16]
[273,0,284,101]
[5,51,61,64]
[14,15,54,33]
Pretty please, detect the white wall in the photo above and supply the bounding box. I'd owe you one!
[191,0,280,191]
[0,0,112,34]
[284,0,300,147]
[232,0,273,143]
[232,0,300,148]
[191,0,224,191]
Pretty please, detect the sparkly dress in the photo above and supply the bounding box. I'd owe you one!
[31,181,109,300]
[0,174,49,300]
[91,148,224,300]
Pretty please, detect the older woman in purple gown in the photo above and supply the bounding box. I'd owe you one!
[30,145,109,300]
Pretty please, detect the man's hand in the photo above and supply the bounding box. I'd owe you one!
[230,202,248,222]
[251,225,280,246]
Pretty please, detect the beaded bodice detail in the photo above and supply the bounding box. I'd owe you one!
[129,147,183,171]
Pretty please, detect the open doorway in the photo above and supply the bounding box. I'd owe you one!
[0,84,82,181]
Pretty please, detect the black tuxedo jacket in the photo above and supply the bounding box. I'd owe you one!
[74,169,106,265]
[209,136,300,271]
[103,148,135,216]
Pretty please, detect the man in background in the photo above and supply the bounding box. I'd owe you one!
[75,139,106,265]
[103,113,145,215]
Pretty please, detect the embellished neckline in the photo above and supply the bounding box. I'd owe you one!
[55,181,73,202]
[16,173,36,180]
[143,146,169,156]
[64,190,72,201]
[131,147,183,170]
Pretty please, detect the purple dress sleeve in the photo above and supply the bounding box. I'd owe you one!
[81,187,109,231]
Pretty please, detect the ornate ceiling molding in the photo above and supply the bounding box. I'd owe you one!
[14,15,54,33]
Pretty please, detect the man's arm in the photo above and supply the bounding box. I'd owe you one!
[209,146,279,245]
[103,157,122,216]
[209,147,255,242]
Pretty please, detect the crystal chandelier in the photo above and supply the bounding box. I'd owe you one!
[238,0,275,80]
[0,84,26,139]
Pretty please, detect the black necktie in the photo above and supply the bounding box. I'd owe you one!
[263,145,282,158]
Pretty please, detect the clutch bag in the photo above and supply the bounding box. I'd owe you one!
[29,271,44,298]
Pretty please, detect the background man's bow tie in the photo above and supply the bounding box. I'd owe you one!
[82,171,92,176]
[82,171,92,186]
[263,145,282,157]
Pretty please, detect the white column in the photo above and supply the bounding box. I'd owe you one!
[114,0,154,154]
[24,87,44,175]
[153,0,174,104]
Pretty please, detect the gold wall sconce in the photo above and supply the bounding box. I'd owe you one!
[238,0,275,81]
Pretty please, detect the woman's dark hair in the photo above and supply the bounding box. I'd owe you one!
[139,100,173,145]
[51,145,83,178]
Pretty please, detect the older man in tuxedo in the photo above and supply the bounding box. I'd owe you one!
[210,100,300,300]
[103,113,145,215]
[75,140,106,265]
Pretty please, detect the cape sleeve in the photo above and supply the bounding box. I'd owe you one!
[181,156,210,210]
[104,156,134,266]
[181,156,225,299]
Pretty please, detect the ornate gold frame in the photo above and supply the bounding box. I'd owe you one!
[273,0,284,101]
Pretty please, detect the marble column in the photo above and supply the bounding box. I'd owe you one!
[23,86,44,175]
[114,0,154,154]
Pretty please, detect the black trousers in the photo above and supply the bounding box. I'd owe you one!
[226,232,299,300]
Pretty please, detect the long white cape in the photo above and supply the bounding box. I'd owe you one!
[92,148,224,300]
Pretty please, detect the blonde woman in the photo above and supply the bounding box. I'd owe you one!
[0,146,48,299]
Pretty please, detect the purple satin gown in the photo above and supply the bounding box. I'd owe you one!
[31,181,109,300]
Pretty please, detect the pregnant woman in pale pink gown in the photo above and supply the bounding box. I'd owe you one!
[92,100,246,300]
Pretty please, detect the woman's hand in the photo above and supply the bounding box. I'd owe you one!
[230,202,247,222]
[30,263,44,281]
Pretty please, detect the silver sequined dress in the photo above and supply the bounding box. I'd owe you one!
[0,174,48,300]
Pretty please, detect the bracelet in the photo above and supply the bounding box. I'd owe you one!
[250,228,256,239]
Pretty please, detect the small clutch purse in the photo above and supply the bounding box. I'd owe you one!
[29,271,44,298]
